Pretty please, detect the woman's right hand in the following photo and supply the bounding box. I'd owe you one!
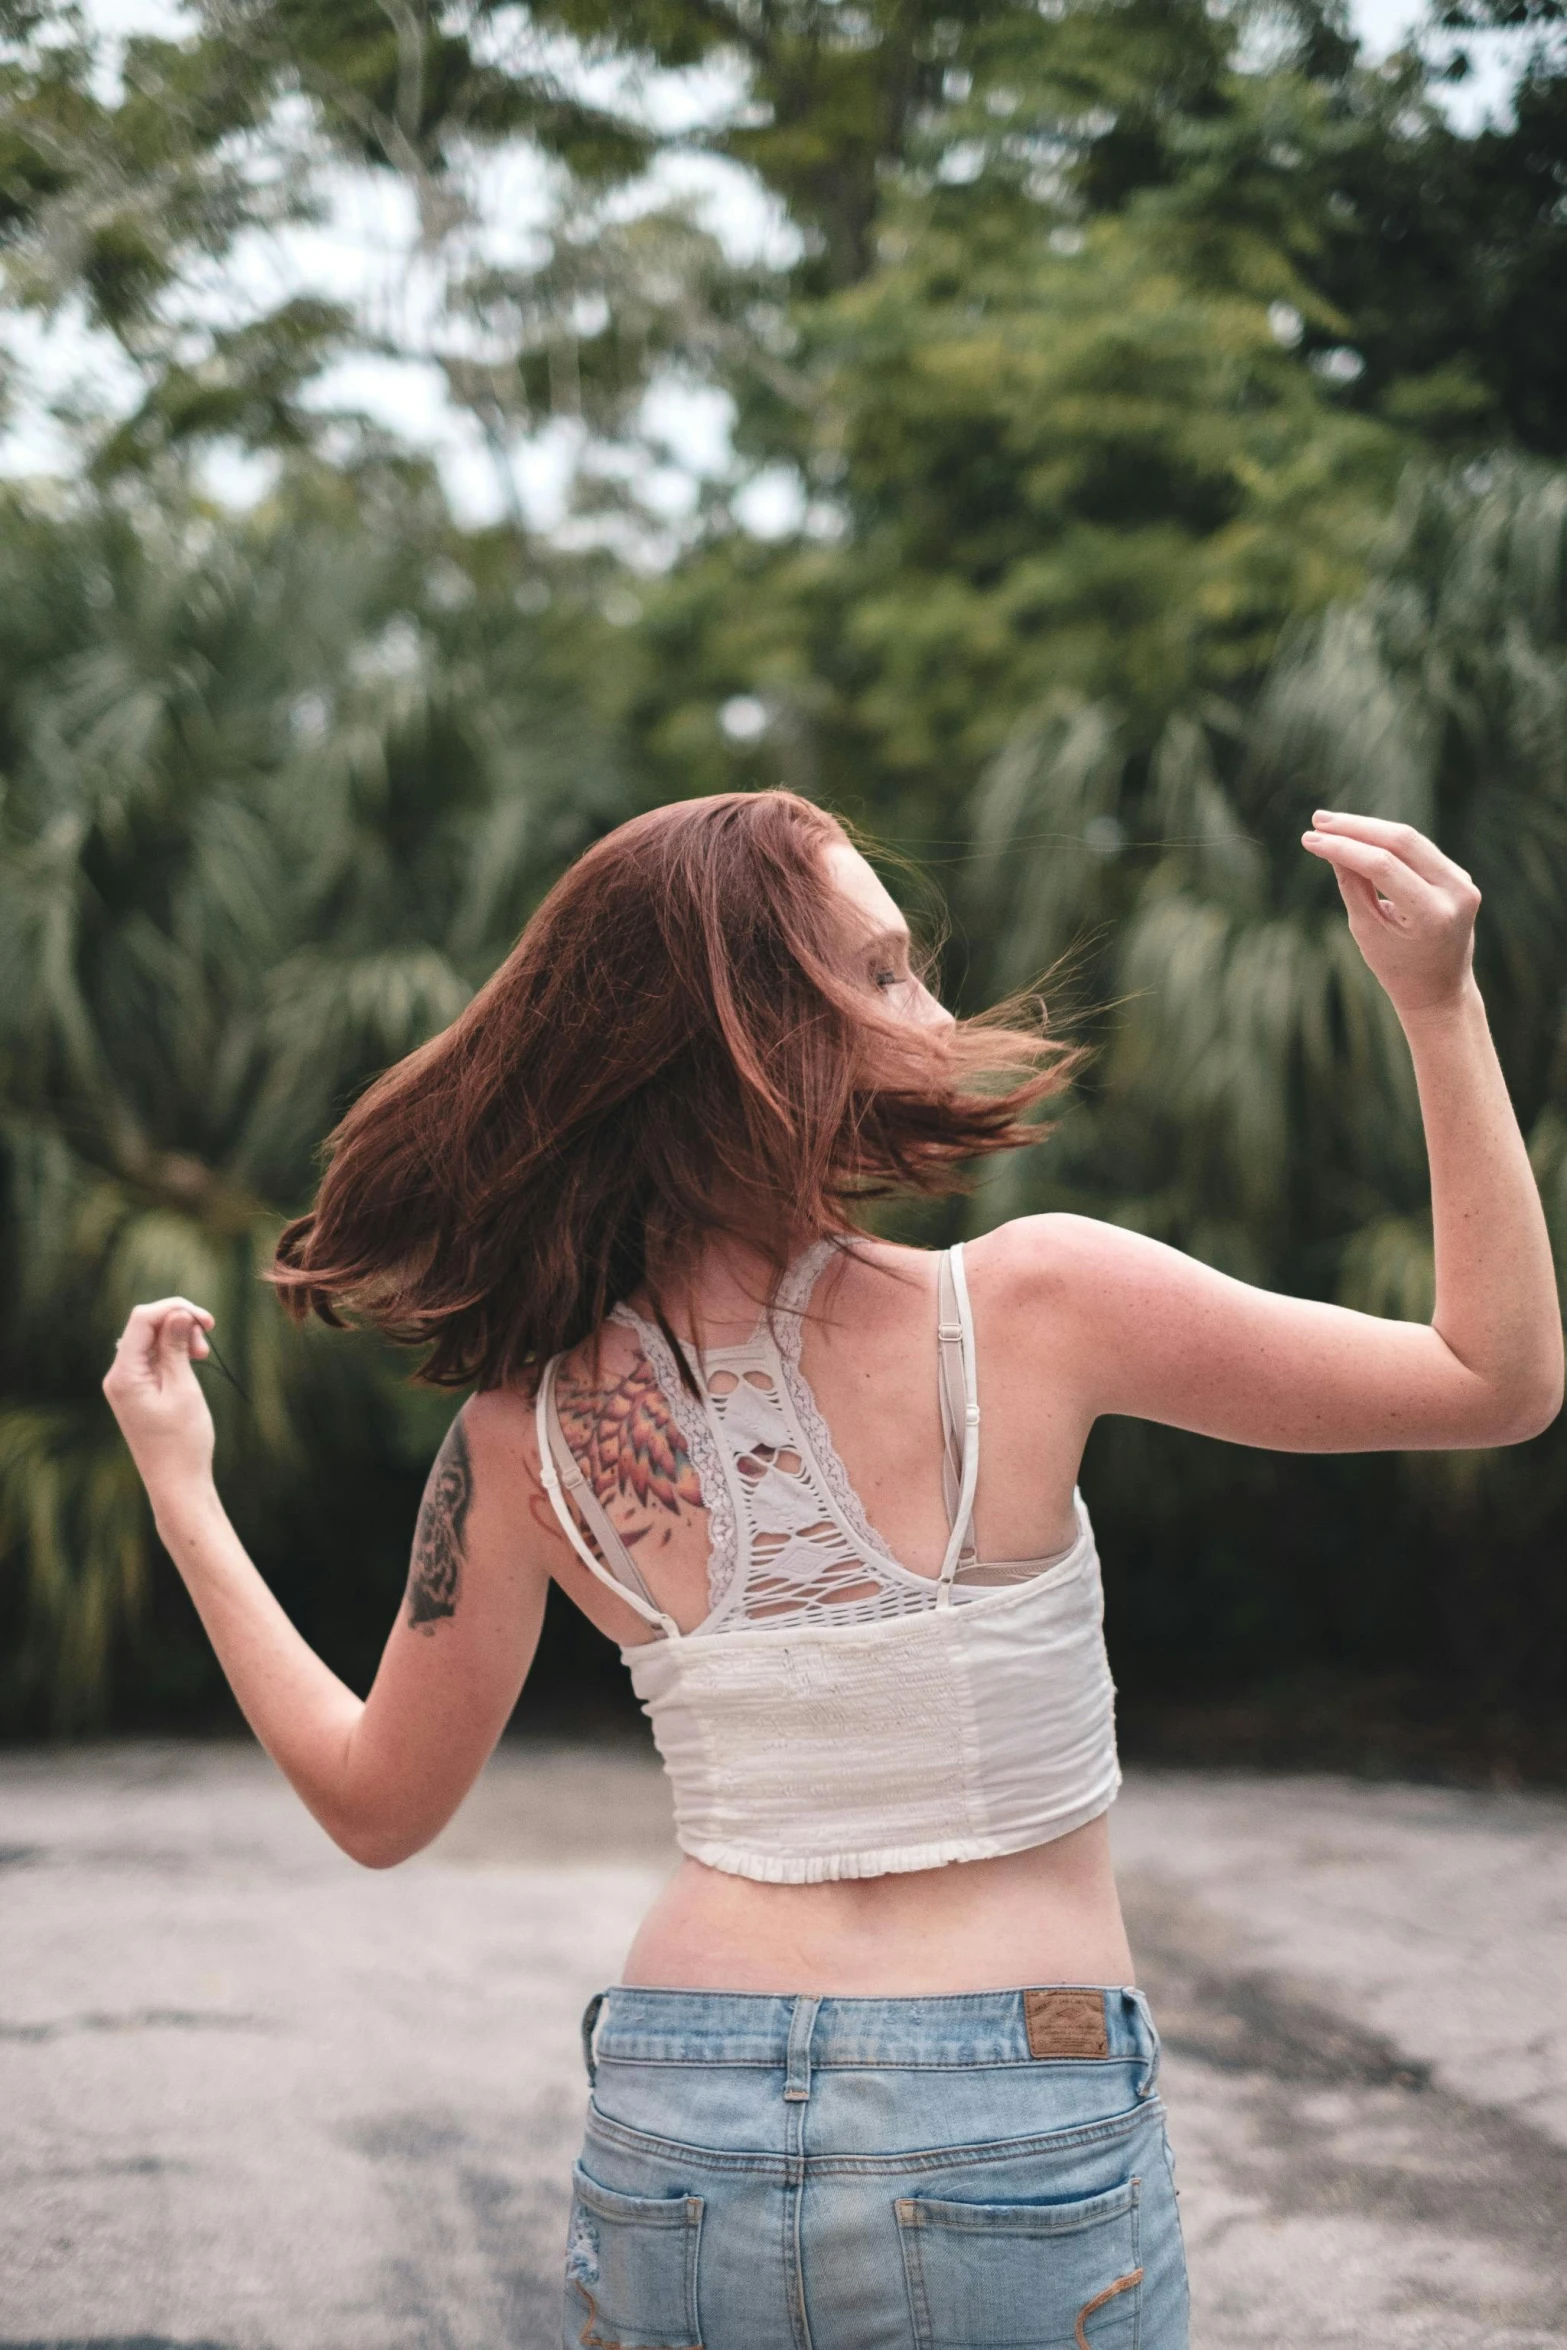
[103,1298,218,1503]
[1302,810,1480,1019]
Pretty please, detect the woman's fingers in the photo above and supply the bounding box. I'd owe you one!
[117,1298,214,1343]
[1302,829,1437,919]
[109,1300,215,1383]
[160,1309,210,1364]
[1308,810,1471,891]
[1326,861,1385,926]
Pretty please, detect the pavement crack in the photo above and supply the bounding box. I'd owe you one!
[0,2009,273,2042]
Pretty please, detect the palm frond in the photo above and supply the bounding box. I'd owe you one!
[966,453,1567,1374]
[0,474,633,1726]
[966,695,1126,996]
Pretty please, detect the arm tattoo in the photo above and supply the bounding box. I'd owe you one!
[555,1357,701,1527]
[406,1410,472,1632]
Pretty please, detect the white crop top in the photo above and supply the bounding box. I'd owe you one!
[535,1241,1121,1882]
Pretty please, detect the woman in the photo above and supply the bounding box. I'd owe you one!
[105,791,1560,2350]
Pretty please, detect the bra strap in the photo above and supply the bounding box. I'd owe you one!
[934,1244,980,1606]
[534,1358,679,1639]
[937,1250,976,1568]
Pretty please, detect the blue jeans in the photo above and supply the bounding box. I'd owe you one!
[564,1984,1190,2349]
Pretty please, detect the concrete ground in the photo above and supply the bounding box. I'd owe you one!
[1,1742,1564,2350]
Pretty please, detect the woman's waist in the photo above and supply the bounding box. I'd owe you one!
[621,1819,1134,1998]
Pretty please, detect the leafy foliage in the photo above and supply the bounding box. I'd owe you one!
[0,463,631,1727]
[959,459,1567,1701]
[3,0,1567,1747]
[625,171,1402,846]
[613,0,1567,837]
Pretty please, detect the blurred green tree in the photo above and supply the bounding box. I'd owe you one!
[616,0,1567,841]
[624,168,1405,847]
[958,456,1567,1714]
[6,2,1565,528]
[0,458,631,1729]
[3,1,1566,1754]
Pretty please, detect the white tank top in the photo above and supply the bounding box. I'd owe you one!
[535,1241,1121,1882]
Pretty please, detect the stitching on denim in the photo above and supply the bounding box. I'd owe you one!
[1128,2176,1142,2350]
[593,2051,1146,2072]
[1073,2267,1143,2350]
[895,2198,935,2349]
[583,2097,1166,2179]
[571,2278,703,2350]
[890,2180,1139,2234]
[785,2126,813,2350]
[685,2196,704,2348]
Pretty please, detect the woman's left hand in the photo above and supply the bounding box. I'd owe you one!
[103,1299,218,1499]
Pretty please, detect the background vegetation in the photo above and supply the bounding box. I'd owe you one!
[1,0,1564,1767]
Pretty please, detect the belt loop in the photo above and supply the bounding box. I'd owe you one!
[783,1994,821,2102]
[580,1990,606,2088]
[1126,1986,1161,2098]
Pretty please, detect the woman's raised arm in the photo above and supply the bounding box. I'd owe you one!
[1001,812,1563,1454]
[103,1310,550,1865]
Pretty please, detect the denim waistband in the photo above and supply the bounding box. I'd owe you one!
[585,1984,1157,2080]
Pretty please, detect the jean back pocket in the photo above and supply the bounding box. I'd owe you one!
[896,2175,1142,2350]
[565,2163,704,2350]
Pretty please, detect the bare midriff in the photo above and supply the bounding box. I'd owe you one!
[619,1814,1135,1996]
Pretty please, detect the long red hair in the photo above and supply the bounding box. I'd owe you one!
[271,791,1078,1387]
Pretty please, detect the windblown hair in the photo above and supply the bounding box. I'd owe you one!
[271,790,1079,1388]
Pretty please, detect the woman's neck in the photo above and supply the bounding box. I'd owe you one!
[640,1228,835,1348]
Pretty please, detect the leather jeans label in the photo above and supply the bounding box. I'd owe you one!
[1024,1988,1110,2060]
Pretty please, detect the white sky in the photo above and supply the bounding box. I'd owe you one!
[0,0,1543,539]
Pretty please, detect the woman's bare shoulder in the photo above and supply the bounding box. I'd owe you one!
[962,1216,1210,1403]
[964,1213,1151,1302]
[461,1320,644,1453]
[824,1218,1150,1341]
[460,1380,533,1451]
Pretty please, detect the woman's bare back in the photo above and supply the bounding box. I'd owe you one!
[536,1232,1132,1993]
